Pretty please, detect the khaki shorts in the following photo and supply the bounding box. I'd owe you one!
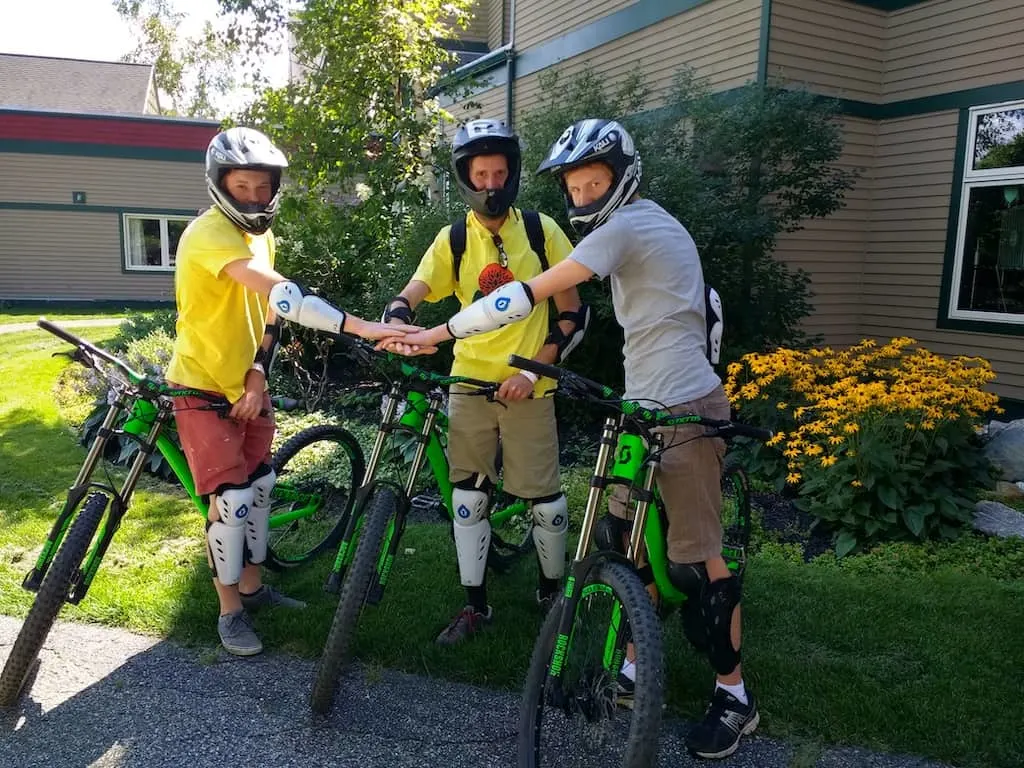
[447,387,561,500]
[608,385,730,563]
[170,386,275,497]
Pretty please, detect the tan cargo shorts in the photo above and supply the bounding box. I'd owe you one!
[447,387,561,500]
[607,384,730,564]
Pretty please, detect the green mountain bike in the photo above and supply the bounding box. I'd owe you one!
[0,319,364,708]
[309,335,536,714]
[508,355,771,768]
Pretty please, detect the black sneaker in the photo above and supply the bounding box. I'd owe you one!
[435,605,493,646]
[685,687,759,759]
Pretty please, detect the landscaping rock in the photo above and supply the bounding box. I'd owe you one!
[983,419,1024,481]
[993,481,1024,500]
[972,500,1024,539]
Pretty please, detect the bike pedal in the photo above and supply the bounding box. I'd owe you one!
[22,568,43,592]
[410,492,442,515]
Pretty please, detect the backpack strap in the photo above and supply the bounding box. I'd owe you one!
[522,210,548,271]
[449,216,468,284]
[448,210,547,285]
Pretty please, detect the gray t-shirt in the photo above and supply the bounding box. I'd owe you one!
[570,199,721,407]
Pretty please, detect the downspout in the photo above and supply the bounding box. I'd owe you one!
[756,0,772,85]
[505,0,517,127]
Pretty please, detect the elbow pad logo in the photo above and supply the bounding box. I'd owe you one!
[235,504,249,519]
[276,300,291,314]
[495,296,511,311]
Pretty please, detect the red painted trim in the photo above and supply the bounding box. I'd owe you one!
[0,113,217,150]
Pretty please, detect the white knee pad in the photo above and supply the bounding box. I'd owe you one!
[452,484,491,587]
[208,485,254,586]
[532,494,568,580]
[245,467,275,565]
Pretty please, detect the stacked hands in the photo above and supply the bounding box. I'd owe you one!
[374,323,536,402]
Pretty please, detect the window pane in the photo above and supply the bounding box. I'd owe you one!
[126,218,163,267]
[973,108,1024,171]
[167,219,188,268]
[957,185,1024,315]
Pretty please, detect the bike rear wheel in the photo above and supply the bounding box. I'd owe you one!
[310,484,402,714]
[266,425,366,569]
[518,560,664,768]
[720,455,751,581]
[0,492,108,707]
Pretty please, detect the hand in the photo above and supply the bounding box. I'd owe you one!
[352,319,422,341]
[230,369,265,420]
[498,373,534,402]
[376,325,449,355]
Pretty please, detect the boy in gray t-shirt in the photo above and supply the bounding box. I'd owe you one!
[388,119,757,760]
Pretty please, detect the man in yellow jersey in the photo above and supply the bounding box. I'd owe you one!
[167,127,416,656]
[382,119,589,644]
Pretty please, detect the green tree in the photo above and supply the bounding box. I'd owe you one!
[115,0,238,118]
[517,67,859,364]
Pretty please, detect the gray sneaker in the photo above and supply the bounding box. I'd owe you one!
[435,605,493,646]
[239,585,307,613]
[217,610,263,656]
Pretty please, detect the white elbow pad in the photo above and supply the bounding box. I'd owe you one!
[269,281,347,334]
[447,281,535,339]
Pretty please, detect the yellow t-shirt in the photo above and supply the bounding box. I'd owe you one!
[412,208,573,396]
[165,207,275,402]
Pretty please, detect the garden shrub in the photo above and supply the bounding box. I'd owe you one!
[725,337,1000,555]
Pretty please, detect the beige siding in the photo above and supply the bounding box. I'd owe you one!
[515,0,632,50]
[488,0,508,49]
[885,0,1024,101]
[461,0,490,43]
[443,84,509,138]
[773,117,876,348]
[0,153,205,210]
[0,209,174,301]
[862,110,1024,400]
[767,0,885,102]
[514,0,761,119]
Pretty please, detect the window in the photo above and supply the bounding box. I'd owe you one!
[123,214,190,272]
[949,102,1024,324]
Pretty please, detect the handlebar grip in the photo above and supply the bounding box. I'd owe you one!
[38,317,85,347]
[727,423,774,442]
[508,355,563,381]
[271,396,303,412]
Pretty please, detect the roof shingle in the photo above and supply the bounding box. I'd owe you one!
[0,53,156,114]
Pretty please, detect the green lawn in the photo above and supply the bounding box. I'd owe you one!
[0,304,137,326]
[2,326,1023,767]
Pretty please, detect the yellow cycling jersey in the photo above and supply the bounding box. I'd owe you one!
[166,207,274,402]
[412,207,573,395]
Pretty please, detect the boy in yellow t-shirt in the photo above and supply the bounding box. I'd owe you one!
[168,127,416,656]
[382,119,589,645]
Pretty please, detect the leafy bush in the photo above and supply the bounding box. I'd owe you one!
[107,309,177,352]
[726,338,1000,555]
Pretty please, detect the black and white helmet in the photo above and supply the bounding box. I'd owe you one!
[451,118,521,218]
[536,119,641,236]
[205,127,288,235]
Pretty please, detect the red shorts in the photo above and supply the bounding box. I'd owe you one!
[170,386,275,497]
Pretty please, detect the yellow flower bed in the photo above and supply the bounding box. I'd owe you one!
[725,338,1000,555]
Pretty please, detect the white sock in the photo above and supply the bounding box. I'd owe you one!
[620,659,636,682]
[716,679,748,705]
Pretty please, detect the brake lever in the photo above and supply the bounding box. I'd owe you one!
[52,347,95,368]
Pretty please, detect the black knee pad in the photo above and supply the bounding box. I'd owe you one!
[453,473,493,494]
[669,561,710,653]
[594,514,631,554]
[249,462,273,482]
[702,574,742,676]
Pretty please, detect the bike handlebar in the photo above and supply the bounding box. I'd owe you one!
[508,353,773,443]
[38,317,148,386]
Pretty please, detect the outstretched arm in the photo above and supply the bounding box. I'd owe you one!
[222,258,418,340]
[385,259,595,350]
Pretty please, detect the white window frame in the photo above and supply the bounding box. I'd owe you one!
[948,100,1024,325]
[122,214,191,273]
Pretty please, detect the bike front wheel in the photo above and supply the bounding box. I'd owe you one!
[310,484,402,714]
[0,491,108,707]
[518,560,664,768]
[266,425,366,569]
